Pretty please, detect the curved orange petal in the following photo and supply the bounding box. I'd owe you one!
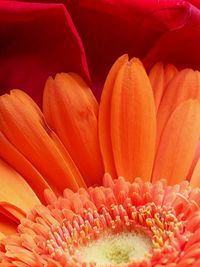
[43,73,103,186]
[186,141,200,182]
[149,62,165,112]
[0,90,85,194]
[164,63,178,87]
[156,69,200,147]
[111,58,156,182]
[99,55,128,178]
[190,159,200,188]
[153,100,200,184]
[0,132,51,203]
[69,73,99,116]
[0,159,40,214]
[149,63,178,112]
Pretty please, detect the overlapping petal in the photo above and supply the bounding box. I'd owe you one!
[0,160,40,215]
[153,100,200,184]
[156,69,200,146]
[0,90,86,195]
[99,55,128,178]
[43,73,103,186]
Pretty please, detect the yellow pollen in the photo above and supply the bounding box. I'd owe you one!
[77,232,152,266]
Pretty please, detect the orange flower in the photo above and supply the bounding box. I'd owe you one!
[1,56,200,265]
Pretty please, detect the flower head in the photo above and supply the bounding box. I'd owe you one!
[1,56,200,265]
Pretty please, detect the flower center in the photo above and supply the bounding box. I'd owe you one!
[43,201,183,266]
[77,231,152,265]
[2,177,196,266]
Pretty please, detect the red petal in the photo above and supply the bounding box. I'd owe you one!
[70,0,200,96]
[144,2,200,71]
[0,1,89,106]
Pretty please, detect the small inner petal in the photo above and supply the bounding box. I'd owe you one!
[77,231,152,265]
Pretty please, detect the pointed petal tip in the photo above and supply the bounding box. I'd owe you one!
[120,54,129,61]
[130,57,143,66]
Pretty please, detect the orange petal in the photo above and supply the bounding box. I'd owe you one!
[164,63,178,87]
[0,213,17,237]
[149,63,178,113]
[186,141,200,181]
[0,159,40,214]
[149,62,165,112]
[0,132,51,203]
[190,158,200,188]
[0,90,85,194]
[156,69,200,147]
[69,73,99,116]
[43,73,103,186]
[111,58,156,182]
[99,55,128,178]
[153,100,200,184]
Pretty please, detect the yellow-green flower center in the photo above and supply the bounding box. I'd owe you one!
[77,231,152,266]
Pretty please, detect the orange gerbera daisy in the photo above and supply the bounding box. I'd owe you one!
[0,55,200,266]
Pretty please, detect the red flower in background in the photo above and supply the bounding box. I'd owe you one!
[0,1,90,106]
[1,0,200,103]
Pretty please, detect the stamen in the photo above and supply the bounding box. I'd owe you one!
[1,177,200,266]
[43,202,183,266]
